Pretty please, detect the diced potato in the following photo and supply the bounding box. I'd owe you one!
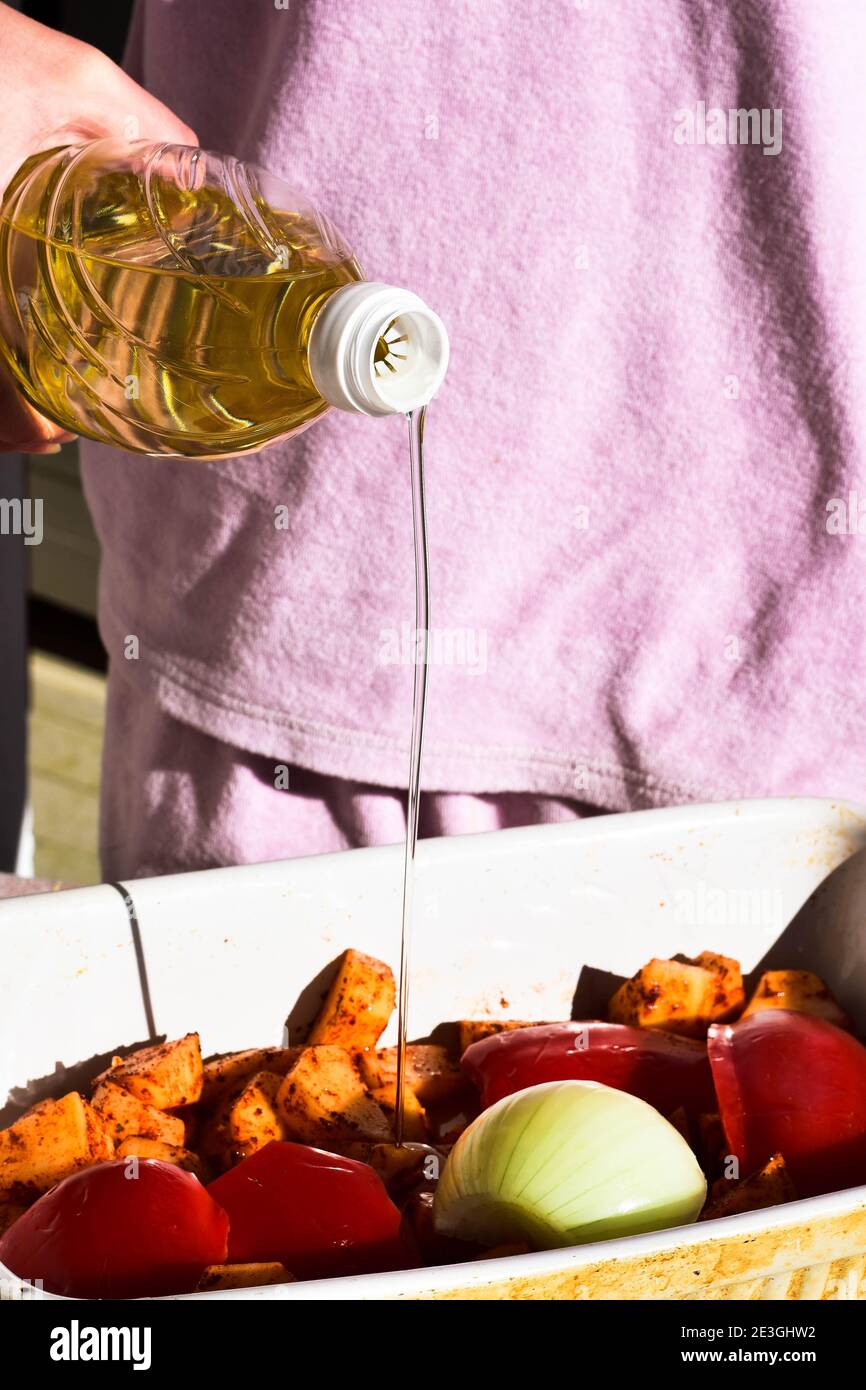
[608,955,741,1037]
[357,1044,464,1107]
[367,1141,443,1204]
[307,949,395,1050]
[109,1034,203,1108]
[115,1137,208,1181]
[458,1020,545,1053]
[276,1045,391,1146]
[701,1153,796,1220]
[0,1093,113,1201]
[196,1262,294,1291]
[741,970,850,1029]
[92,1078,185,1146]
[340,1140,441,1188]
[683,951,744,1020]
[200,1047,301,1106]
[227,1071,285,1158]
[368,1083,428,1141]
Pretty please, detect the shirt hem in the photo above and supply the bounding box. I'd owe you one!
[100,615,715,808]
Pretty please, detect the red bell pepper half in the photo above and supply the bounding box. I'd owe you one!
[208,1140,417,1281]
[0,1159,228,1299]
[462,1021,715,1117]
[708,1009,866,1198]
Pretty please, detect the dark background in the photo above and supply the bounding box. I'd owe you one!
[23,0,132,61]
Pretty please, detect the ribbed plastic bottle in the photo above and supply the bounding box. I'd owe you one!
[0,140,449,457]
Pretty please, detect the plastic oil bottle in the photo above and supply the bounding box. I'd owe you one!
[0,140,448,456]
[0,138,447,1143]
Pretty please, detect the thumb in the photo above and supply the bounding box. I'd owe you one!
[101,66,199,147]
[68,58,199,149]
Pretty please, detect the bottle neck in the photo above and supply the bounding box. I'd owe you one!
[307,281,449,417]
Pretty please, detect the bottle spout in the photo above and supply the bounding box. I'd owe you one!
[308,281,449,417]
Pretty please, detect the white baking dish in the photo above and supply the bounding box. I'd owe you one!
[3,796,866,1300]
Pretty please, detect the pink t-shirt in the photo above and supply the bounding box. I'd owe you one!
[82,0,866,810]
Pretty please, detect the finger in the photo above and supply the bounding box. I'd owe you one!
[0,357,71,449]
[98,64,199,148]
[27,430,75,449]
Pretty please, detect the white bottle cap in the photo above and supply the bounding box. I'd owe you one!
[307,281,449,416]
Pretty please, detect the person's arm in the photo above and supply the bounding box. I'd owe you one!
[0,3,197,453]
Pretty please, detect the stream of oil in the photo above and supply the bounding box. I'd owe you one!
[394,405,430,1144]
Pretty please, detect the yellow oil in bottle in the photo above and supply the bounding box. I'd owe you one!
[0,146,364,457]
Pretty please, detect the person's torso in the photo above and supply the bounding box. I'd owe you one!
[82,0,866,806]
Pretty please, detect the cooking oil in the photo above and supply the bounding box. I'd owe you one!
[395,405,430,1143]
[0,144,365,457]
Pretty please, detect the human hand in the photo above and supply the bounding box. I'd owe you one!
[0,3,198,453]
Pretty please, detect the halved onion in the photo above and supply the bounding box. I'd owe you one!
[433,1080,706,1249]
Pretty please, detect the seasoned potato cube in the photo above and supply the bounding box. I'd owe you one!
[115,1137,208,1180]
[197,1262,294,1291]
[368,1083,428,1141]
[92,1078,185,1146]
[458,1020,545,1053]
[0,1093,113,1201]
[683,951,744,1019]
[742,970,850,1029]
[340,1140,440,1187]
[701,1153,796,1220]
[357,1044,463,1107]
[109,1033,203,1108]
[307,949,395,1049]
[276,1046,391,1145]
[201,1047,301,1106]
[227,1071,285,1157]
[368,1141,442,1203]
[608,955,741,1037]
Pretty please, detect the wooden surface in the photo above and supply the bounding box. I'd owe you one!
[28,651,105,885]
